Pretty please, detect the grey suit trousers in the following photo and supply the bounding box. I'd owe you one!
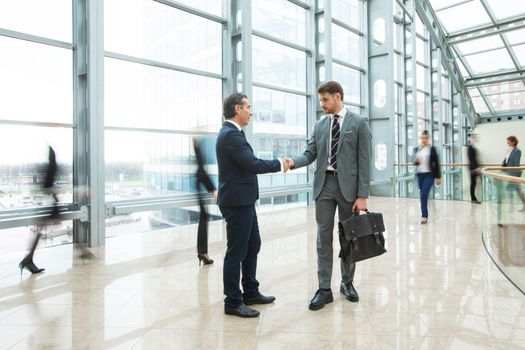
[315,173,356,289]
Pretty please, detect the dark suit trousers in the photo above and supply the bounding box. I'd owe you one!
[197,196,208,254]
[470,173,478,202]
[219,204,261,308]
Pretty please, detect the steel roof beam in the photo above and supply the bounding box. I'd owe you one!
[465,69,525,87]
[448,16,525,45]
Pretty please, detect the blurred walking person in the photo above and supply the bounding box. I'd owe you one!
[19,146,58,275]
[193,138,217,266]
[414,130,441,224]
[502,135,525,211]
[468,133,481,204]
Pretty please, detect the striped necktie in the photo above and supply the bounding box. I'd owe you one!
[330,115,340,169]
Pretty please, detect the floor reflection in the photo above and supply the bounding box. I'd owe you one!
[485,223,525,294]
[0,197,524,349]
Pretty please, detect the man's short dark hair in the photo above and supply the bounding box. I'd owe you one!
[317,81,344,101]
[223,93,248,119]
[508,135,519,146]
[421,130,429,136]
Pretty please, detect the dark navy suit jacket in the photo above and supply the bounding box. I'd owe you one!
[216,121,280,207]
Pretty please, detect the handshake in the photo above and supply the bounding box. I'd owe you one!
[280,157,295,173]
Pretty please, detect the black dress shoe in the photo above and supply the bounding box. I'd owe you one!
[244,293,275,305]
[340,282,359,302]
[471,200,482,204]
[309,289,333,310]
[224,303,260,318]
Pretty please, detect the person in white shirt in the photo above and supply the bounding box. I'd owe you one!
[414,130,441,224]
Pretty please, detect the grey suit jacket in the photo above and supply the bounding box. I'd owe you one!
[292,110,372,202]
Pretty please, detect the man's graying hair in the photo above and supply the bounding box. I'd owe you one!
[223,93,248,119]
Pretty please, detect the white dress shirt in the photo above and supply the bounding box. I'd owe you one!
[416,146,431,173]
[225,119,242,131]
[505,147,514,164]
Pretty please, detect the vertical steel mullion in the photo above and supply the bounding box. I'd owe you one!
[74,0,105,247]
[361,0,369,119]
[306,1,317,205]
[73,0,87,245]
[367,0,396,197]
[222,0,234,105]
[235,0,253,141]
[409,1,418,145]
[85,0,105,246]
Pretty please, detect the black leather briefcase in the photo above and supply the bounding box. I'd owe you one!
[338,211,386,263]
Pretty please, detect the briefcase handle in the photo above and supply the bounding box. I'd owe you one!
[351,209,369,216]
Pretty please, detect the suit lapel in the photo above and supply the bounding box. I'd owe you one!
[320,116,331,159]
[223,122,253,152]
[337,110,353,151]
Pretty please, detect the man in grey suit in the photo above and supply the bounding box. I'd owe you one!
[285,81,371,310]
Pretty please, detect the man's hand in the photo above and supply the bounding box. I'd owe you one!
[212,190,218,202]
[281,158,290,172]
[352,197,367,212]
[280,158,294,172]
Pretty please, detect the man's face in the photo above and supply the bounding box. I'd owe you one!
[235,98,252,127]
[420,134,429,146]
[318,92,341,115]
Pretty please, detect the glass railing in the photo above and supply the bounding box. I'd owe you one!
[393,163,492,201]
[481,166,525,294]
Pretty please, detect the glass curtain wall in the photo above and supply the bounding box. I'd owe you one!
[394,0,462,200]
[103,0,224,233]
[0,0,319,245]
[327,0,365,115]
[251,0,311,208]
[0,1,75,250]
[1,0,471,246]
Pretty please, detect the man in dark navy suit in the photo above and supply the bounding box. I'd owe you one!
[216,93,289,318]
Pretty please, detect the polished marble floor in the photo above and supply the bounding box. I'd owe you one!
[0,197,524,349]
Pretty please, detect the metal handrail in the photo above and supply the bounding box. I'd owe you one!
[480,166,525,184]
[394,163,522,167]
[109,184,312,216]
[0,184,313,230]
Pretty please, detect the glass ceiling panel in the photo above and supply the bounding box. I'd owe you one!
[468,87,480,97]
[435,1,491,34]
[511,44,525,66]
[480,81,525,95]
[485,92,525,112]
[505,29,525,46]
[463,48,515,75]
[454,35,504,55]
[471,96,490,114]
[429,0,470,11]
[485,0,525,21]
